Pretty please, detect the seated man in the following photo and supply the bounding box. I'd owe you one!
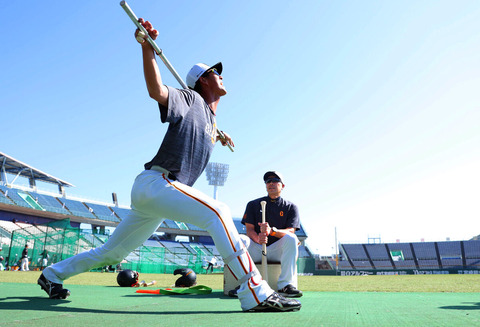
[238,171,303,298]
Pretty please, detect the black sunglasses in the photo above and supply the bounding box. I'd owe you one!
[203,68,220,77]
[265,178,281,184]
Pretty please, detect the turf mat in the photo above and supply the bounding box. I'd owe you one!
[1,283,479,326]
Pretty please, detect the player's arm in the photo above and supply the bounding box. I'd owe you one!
[216,130,235,148]
[245,223,266,244]
[136,19,169,107]
[268,226,295,239]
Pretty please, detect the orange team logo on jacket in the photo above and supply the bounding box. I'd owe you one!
[280,211,284,217]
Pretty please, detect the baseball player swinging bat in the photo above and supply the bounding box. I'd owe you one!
[119,1,234,152]
[260,200,268,283]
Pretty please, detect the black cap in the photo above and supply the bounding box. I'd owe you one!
[263,171,284,184]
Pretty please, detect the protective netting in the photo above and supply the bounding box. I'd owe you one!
[6,219,219,274]
[120,243,210,274]
[8,219,80,270]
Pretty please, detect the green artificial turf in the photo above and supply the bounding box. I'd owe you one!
[1,271,479,326]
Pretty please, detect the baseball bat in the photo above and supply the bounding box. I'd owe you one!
[133,280,156,287]
[119,1,234,152]
[260,200,268,283]
[140,280,157,287]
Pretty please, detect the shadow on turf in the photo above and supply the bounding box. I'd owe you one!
[0,296,238,314]
[440,302,480,311]
[124,290,228,300]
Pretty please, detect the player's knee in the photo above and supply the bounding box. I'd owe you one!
[216,202,231,218]
[98,246,128,266]
[283,232,299,246]
[239,234,251,247]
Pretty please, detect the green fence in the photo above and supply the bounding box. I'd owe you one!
[7,219,80,269]
[6,219,218,274]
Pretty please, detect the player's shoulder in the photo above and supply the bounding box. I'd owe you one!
[278,197,298,208]
[168,85,194,94]
[248,196,268,205]
[167,86,199,104]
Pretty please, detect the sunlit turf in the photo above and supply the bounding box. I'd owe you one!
[1,271,479,293]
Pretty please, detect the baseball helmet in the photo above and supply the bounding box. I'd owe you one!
[117,269,139,287]
[174,268,197,287]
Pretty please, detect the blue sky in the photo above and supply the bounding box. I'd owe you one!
[1,1,479,255]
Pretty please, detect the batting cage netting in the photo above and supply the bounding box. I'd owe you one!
[6,219,221,274]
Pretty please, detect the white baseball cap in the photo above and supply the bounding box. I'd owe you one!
[186,62,223,89]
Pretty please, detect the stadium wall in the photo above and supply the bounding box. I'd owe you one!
[337,268,480,276]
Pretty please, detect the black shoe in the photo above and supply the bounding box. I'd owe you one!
[278,284,303,298]
[38,273,70,299]
[246,292,301,312]
[228,286,239,297]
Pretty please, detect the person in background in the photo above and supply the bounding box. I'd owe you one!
[20,244,29,271]
[240,171,303,298]
[207,256,217,273]
[40,249,49,270]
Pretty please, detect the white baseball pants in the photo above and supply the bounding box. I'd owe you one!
[239,233,299,290]
[21,258,29,271]
[44,169,273,310]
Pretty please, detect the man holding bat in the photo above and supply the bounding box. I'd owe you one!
[38,16,300,312]
[239,171,303,298]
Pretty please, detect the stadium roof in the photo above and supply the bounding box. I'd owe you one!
[0,151,74,188]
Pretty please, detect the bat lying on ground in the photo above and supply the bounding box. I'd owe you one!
[134,280,157,287]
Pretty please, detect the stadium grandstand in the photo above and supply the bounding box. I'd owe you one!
[0,151,313,274]
[317,239,480,275]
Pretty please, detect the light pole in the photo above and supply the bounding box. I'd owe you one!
[206,162,229,200]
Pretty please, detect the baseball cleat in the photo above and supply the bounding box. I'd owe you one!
[278,284,303,298]
[228,286,239,297]
[38,273,70,299]
[246,292,301,312]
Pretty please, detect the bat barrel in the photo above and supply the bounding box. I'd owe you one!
[260,201,267,223]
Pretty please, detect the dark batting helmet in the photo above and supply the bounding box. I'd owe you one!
[174,268,197,287]
[117,269,139,287]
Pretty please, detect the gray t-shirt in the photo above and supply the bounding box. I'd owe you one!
[144,86,217,186]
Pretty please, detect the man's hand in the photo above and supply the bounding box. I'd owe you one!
[217,130,235,149]
[258,222,272,244]
[258,232,268,244]
[134,18,159,44]
[258,221,271,235]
